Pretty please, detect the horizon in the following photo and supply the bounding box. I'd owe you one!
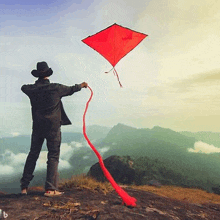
[1,122,220,138]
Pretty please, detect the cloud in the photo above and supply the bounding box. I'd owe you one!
[147,69,220,97]
[0,164,14,176]
[60,143,75,161]
[145,68,220,119]
[1,150,26,166]
[35,151,47,171]
[0,150,26,176]
[0,141,84,177]
[99,147,110,156]
[58,159,72,170]
[188,141,220,154]
[70,141,83,148]
[35,151,71,171]
[10,153,27,166]
[34,141,85,171]
[170,69,220,93]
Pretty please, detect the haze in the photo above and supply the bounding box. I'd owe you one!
[1,0,220,135]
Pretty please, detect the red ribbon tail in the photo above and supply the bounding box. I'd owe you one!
[82,86,136,207]
[113,68,123,88]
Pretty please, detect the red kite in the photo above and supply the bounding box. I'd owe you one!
[81,24,147,207]
[82,23,147,87]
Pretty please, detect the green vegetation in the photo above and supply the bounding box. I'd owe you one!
[98,124,220,193]
[1,123,220,195]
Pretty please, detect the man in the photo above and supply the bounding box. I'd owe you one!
[20,61,88,196]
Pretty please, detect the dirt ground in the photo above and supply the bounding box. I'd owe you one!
[0,187,220,219]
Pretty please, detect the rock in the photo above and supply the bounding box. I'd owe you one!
[212,186,220,195]
[87,155,135,184]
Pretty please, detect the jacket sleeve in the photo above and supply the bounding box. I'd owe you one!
[58,84,81,98]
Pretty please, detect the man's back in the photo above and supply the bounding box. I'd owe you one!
[21,78,81,131]
[22,80,62,111]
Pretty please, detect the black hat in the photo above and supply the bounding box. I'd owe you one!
[31,61,53,78]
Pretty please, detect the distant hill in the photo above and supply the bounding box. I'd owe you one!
[86,125,111,141]
[97,123,220,193]
[101,123,196,159]
[180,131,220,148]
[1,124,220,194]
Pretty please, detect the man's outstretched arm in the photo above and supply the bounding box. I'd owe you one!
[58,82,88,97]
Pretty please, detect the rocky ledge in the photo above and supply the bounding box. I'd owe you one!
[0,186,220,219]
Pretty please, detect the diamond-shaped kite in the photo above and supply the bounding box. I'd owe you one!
[81,23,148,207]
[82,23,148,87]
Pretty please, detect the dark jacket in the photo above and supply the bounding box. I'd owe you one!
[21,78,81,131]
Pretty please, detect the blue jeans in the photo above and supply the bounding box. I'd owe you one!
[20,128,61,191]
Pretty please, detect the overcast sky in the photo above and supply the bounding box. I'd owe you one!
[1,0,220,135]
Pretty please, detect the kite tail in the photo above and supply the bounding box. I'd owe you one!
[105,67,123,88]
[105,67,114,74]
[113,68,123,88]
[83,86,137,207]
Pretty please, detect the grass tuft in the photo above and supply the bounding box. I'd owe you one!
[59,174,113,195]
[57,175,220,204]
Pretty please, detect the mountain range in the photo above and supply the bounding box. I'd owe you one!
[0,123,220,194]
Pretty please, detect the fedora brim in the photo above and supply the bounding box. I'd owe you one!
[31,68,53,78]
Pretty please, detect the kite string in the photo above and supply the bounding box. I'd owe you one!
[83,86,137,207]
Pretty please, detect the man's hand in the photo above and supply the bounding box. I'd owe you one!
[81,82,88,88]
